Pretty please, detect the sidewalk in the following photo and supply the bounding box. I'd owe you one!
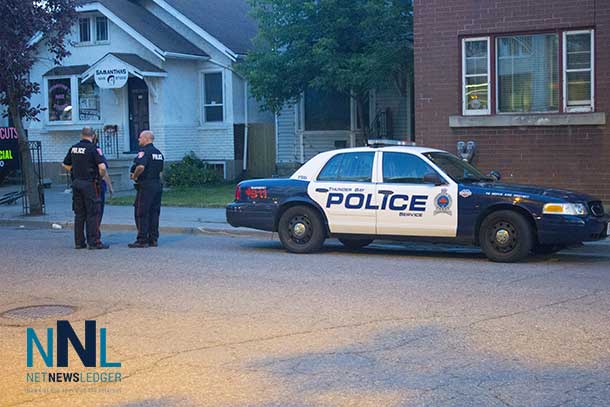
[0,186,271,238]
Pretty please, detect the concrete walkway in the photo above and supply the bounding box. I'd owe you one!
[0,185,270,238]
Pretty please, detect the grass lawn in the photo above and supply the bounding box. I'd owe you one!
[107,183,236,208]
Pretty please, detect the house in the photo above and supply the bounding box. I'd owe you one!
[275,79,414,175]
[414,0,610,202]
[24,0,273,187]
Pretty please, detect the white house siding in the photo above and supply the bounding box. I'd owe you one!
[302,131,352,162]
[276,104,299,164]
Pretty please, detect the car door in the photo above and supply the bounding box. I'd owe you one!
[376,152,458,237]
[308,151,378,234]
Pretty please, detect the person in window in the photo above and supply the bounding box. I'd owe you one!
[92,132,113,227]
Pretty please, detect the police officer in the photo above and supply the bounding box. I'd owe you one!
[62,127,109,250]
[128,130,164,248]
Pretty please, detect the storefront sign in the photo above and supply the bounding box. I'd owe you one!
[94,61,129,89]
[0,127,20,172]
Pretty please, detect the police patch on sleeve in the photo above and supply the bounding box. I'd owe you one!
[96,148,104,156]
[433,188,453,216]
[137,151,145,159]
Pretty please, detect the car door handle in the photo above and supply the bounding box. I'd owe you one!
[378,190,394,194]
[315,188,329,193]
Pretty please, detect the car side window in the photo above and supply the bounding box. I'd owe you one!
[382,152,436,184]
[318,152,375,182]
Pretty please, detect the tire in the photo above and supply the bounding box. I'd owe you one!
[339,238,374,250]
[532,244,567,255]
[278,206,326,253]
[479,210,534,263]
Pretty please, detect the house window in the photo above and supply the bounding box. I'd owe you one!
[462,37,490,115]
[497,34,558,113]
[48,78,72,122]
[79,17,91,43]
[96,17,108,42]
[78,79,101,121]
[305,88,351,131]
[461,29,595,115]
[203,72,223,122]
[564,30,594,112]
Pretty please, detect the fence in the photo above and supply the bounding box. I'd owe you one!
[95,125,120,159]
[21,140,46,215]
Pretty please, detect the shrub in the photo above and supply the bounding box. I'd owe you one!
[164,152,221,187]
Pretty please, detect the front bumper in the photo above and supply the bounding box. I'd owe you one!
[537,214,609,245]
[226,202,277,232]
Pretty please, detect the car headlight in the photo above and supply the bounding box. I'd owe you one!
[543,203,588,216]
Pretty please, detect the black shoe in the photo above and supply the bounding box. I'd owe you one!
[75,244,87,250]
[128,241,149,248]
[88,243,110,250]
[148,240,158,247]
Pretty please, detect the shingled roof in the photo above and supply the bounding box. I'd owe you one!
[81,0,209,57]
[161,0,258,55]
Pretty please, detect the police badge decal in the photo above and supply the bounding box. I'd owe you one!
[433,188,453,216]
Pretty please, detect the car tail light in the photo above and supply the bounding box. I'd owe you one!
[235,184,241,201]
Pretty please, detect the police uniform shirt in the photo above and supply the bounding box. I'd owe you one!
[133,144,164,181]
[63,139,104,180]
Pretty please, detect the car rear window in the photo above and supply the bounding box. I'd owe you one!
[317,152,375,182]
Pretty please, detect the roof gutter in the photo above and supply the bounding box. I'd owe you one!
[163,52,209,60]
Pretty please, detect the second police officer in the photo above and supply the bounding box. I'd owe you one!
[62,127,110,250]
[129,130,164,248]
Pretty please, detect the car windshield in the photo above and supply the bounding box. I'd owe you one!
[424,152,494,183]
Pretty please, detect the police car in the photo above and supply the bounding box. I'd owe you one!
[226,144,609,262]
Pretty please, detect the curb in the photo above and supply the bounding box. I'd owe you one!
[0,219,273,239]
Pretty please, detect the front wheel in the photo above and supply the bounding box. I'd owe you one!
[278,206,326,253]
[338,238,374,250]
[479,210,533,263]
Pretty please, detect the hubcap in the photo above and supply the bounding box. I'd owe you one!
[495,229,510,245]
[292,222,307,238]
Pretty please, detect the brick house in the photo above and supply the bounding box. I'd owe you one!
[414,0,610,203]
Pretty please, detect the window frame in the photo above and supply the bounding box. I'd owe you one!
[45,75,103,125]
[461,28,595,116]
[201,70,225,124]
[563,29,595,113]
[77,14,110,46]
[462,36,491,116]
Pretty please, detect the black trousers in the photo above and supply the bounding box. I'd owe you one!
[134,181,162,243]
[72,179,101,246]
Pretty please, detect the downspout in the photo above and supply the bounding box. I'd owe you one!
[243,81,249,171]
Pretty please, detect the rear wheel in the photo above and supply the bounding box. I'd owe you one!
[339,238,374,250]
[479,210,533,262]
[278,206,326,253]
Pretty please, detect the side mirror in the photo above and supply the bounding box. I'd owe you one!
[489,170,501,181]
[423,172,444,186]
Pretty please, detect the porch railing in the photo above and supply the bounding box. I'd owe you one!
[368,108,393,139]
[94,125,120,159]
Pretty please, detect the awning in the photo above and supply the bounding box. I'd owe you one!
[81,53,167,89]
[43,65,90,77]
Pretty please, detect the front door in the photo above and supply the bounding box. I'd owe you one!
[308,151,378,234]
[376,152,458,237]
[128,77,149,152]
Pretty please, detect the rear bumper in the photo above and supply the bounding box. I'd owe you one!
[226,202,277,232]
[537,214,609,245]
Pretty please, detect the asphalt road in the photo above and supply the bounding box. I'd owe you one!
[1,227,609,407]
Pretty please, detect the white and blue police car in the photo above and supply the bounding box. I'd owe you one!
[226,144,609,262]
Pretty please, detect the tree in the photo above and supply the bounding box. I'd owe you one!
[241,0,413,140]
[0,0,77,215]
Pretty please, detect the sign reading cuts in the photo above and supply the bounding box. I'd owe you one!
[0,127,20,172]
[94,61,128,89]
